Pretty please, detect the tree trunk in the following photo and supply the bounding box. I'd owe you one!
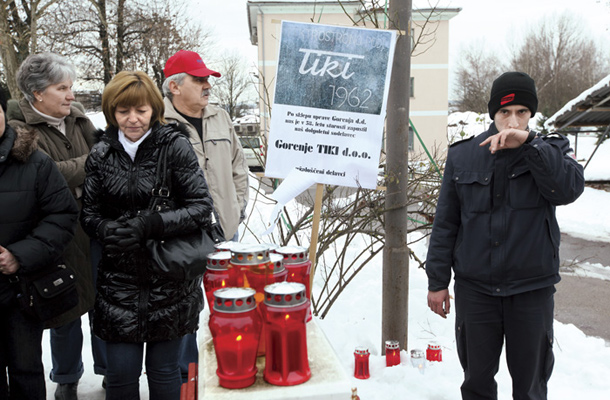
[382,0,412,354]
[0,4,24,99]
[115,0,125,74]
[95,0,112,84]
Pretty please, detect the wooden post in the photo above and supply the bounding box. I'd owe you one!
[308,183,324,294]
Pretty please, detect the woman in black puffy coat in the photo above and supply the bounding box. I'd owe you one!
[80,71,213,400]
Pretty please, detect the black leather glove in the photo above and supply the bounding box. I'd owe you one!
[105,217,149,253]
[97,220,125,244]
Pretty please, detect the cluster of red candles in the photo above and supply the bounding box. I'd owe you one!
[353,341,401,380]
[353,341,443,379]
[204,243,313,389]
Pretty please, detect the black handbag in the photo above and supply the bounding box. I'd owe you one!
[15,264,79,322]
[145,135,225,281]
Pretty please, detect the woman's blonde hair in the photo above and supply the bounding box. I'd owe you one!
[102,71,165,128]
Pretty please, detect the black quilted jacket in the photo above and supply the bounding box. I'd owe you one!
[81,122,213,343]
[0,126,78,305]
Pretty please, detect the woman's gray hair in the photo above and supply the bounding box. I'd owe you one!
[161,72,188,101]
[16,53,77,103]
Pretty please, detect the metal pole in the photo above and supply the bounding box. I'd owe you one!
[583,124,610,170]
[382,0,412,353]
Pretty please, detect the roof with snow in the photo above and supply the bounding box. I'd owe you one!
[545,74,610,130]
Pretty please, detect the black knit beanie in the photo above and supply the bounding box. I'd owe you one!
[488,72,538,119]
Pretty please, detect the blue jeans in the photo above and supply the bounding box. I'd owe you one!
[90,316,107,376]
[49,318,84,384]
[0,302,46,399]
[178,333,198,383]
[105,338,182,400]
[90,239,107,376]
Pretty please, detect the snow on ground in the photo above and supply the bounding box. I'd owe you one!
[568,134,610,182]
[561,261,610,281]
[86,112,107,130]
[556,187,610,242]
[315,232,610,400]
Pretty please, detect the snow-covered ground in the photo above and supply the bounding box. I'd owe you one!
[42,112,610,398]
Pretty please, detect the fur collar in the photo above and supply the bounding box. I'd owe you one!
[12,127,39,162]
[1,126,39,163]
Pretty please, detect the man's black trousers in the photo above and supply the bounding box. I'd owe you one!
[455,283,555,400]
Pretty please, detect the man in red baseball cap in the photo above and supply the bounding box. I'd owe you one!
[164,50,221,79]
[162,50,249,383]
[163,50,221,113]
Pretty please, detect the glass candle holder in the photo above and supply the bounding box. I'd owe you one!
[385,340,400,367]
[245,253,288,356]
[203,252,231,313]
[426,342,442,362]
[209,287,261,389]
[410,349,426,374]
[276,246,312,321]
[261,282,311,386]
[229,244,270,288]
[244,253,288,304]
[353,347,371,379]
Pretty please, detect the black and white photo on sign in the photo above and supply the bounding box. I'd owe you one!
[266,21,396,189]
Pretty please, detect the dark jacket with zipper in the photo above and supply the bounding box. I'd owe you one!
[81,122,213,343]
[7,99,96,328]
[426,123,585,296]
[0,126,78,305]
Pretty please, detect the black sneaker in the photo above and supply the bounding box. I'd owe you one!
[54,382,78,400]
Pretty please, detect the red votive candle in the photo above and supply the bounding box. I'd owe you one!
[385,340,400,367]
[203,252,231,313]
[244,253,287,356]
[229,244,270,288]
[209,287,262,389]
[354,347,370,379]
[276,246,312,322]
[426,342,442,362]
[261,282,311,386]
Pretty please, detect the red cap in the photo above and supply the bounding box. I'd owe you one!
[163,50,221,78]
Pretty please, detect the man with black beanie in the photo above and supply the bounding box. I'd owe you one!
[426,72,585,399]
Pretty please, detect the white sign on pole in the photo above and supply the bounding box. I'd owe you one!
[265,21,396,190]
